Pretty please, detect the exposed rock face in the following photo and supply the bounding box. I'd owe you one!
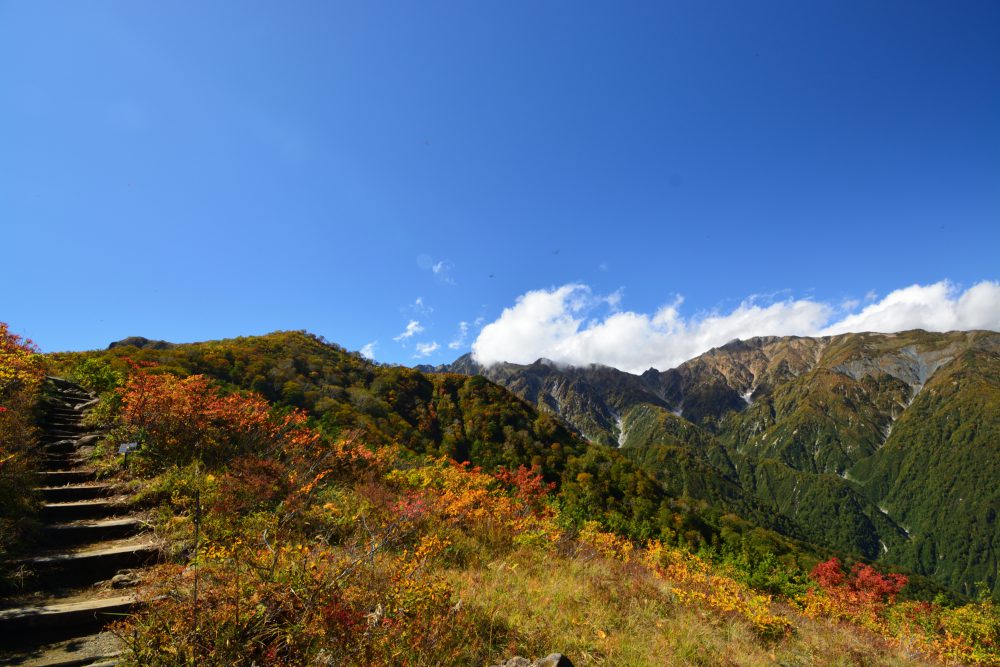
[491,653,574,667]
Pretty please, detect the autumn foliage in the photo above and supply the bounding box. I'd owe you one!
[0,322,45,569]
[806,556,908,625]
[35,357,992,665]
[116,366,317,467]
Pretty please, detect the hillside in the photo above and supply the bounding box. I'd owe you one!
[3,325,1000,664]
[427,330,1000,599]
[45,331,781,550]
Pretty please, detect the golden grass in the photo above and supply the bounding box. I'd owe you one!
[445,546,946,666]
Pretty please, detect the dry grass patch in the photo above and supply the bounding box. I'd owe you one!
[445,547,947,666]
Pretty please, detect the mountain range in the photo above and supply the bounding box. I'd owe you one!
[420,329,1000,598]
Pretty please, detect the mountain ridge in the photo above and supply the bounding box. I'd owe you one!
[420,329,1000,598]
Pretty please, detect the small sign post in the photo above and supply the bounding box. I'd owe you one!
[118,442,139,467]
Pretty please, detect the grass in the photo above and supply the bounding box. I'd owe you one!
[445,546,944,666]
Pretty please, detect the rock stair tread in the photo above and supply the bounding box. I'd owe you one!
[1,586,140,615]
[34,484,114,492]
[44,517,143,531]
[37,471,100,480]
[41,496,129,510]
[0,594,137,622]
[0,631,121,667]
[21,536,159,564]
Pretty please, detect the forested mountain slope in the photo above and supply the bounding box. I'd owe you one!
[427,330,1000,598]
[48,331,803,555]
[8,325,993,664]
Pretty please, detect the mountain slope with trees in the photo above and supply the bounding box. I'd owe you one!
[427,330,1000,599]
[3,324,1000,664]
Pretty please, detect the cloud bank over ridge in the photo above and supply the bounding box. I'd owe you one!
[471,280,1000,374]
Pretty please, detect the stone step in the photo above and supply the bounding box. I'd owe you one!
[17,541,159,589]
[43,413,86,423]
[49,384,92,396]
[47,409,88,418]
[43,411,88,419]
[40,498,120,523]
[40,431,88,440]
[38,470,98,485]
[44,430,90,440]
[0,631,121,667]
[41,434,102,447]
[40,453,88,467]
[49,395,94,406]
[40,518,145,548]
[39,464,89,475]
[40,422,88,432]
[45,376,86,390]
[40,443,80,456]
[0,595,137,640]
[36,484,116,503]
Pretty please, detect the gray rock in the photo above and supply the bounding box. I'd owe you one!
[75,398,100,411]
[494,659,532,667]
[110,572,140,588]
[76,434,102,447]
[536,656,573,667]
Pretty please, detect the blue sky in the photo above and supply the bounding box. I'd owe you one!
[2,1,998,369]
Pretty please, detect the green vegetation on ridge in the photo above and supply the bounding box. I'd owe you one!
[431,330,1000,601]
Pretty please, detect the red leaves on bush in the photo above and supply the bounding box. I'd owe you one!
[811,556,847,590]
[394,492,431,523]
[810,557,908,607]
[493,464,555,511]
[210,456,290,515]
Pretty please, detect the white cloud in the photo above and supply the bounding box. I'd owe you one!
[417,255,456,285]
[448,321,470,350]
[360,342,377,359]
[471,280,1000,373]
[393,320,424,342]
[410,297,433,316]
[821,281,1000,335]
[414,341,440,358]
[432,260,456,285]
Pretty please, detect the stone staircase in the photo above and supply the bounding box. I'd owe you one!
[0,378,159,666]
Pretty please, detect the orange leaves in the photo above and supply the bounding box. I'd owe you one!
[0,322,46,561]
[493,464,556,512]
[386,458,558,547]
[0,322,44,396]
[116,368,325,468]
